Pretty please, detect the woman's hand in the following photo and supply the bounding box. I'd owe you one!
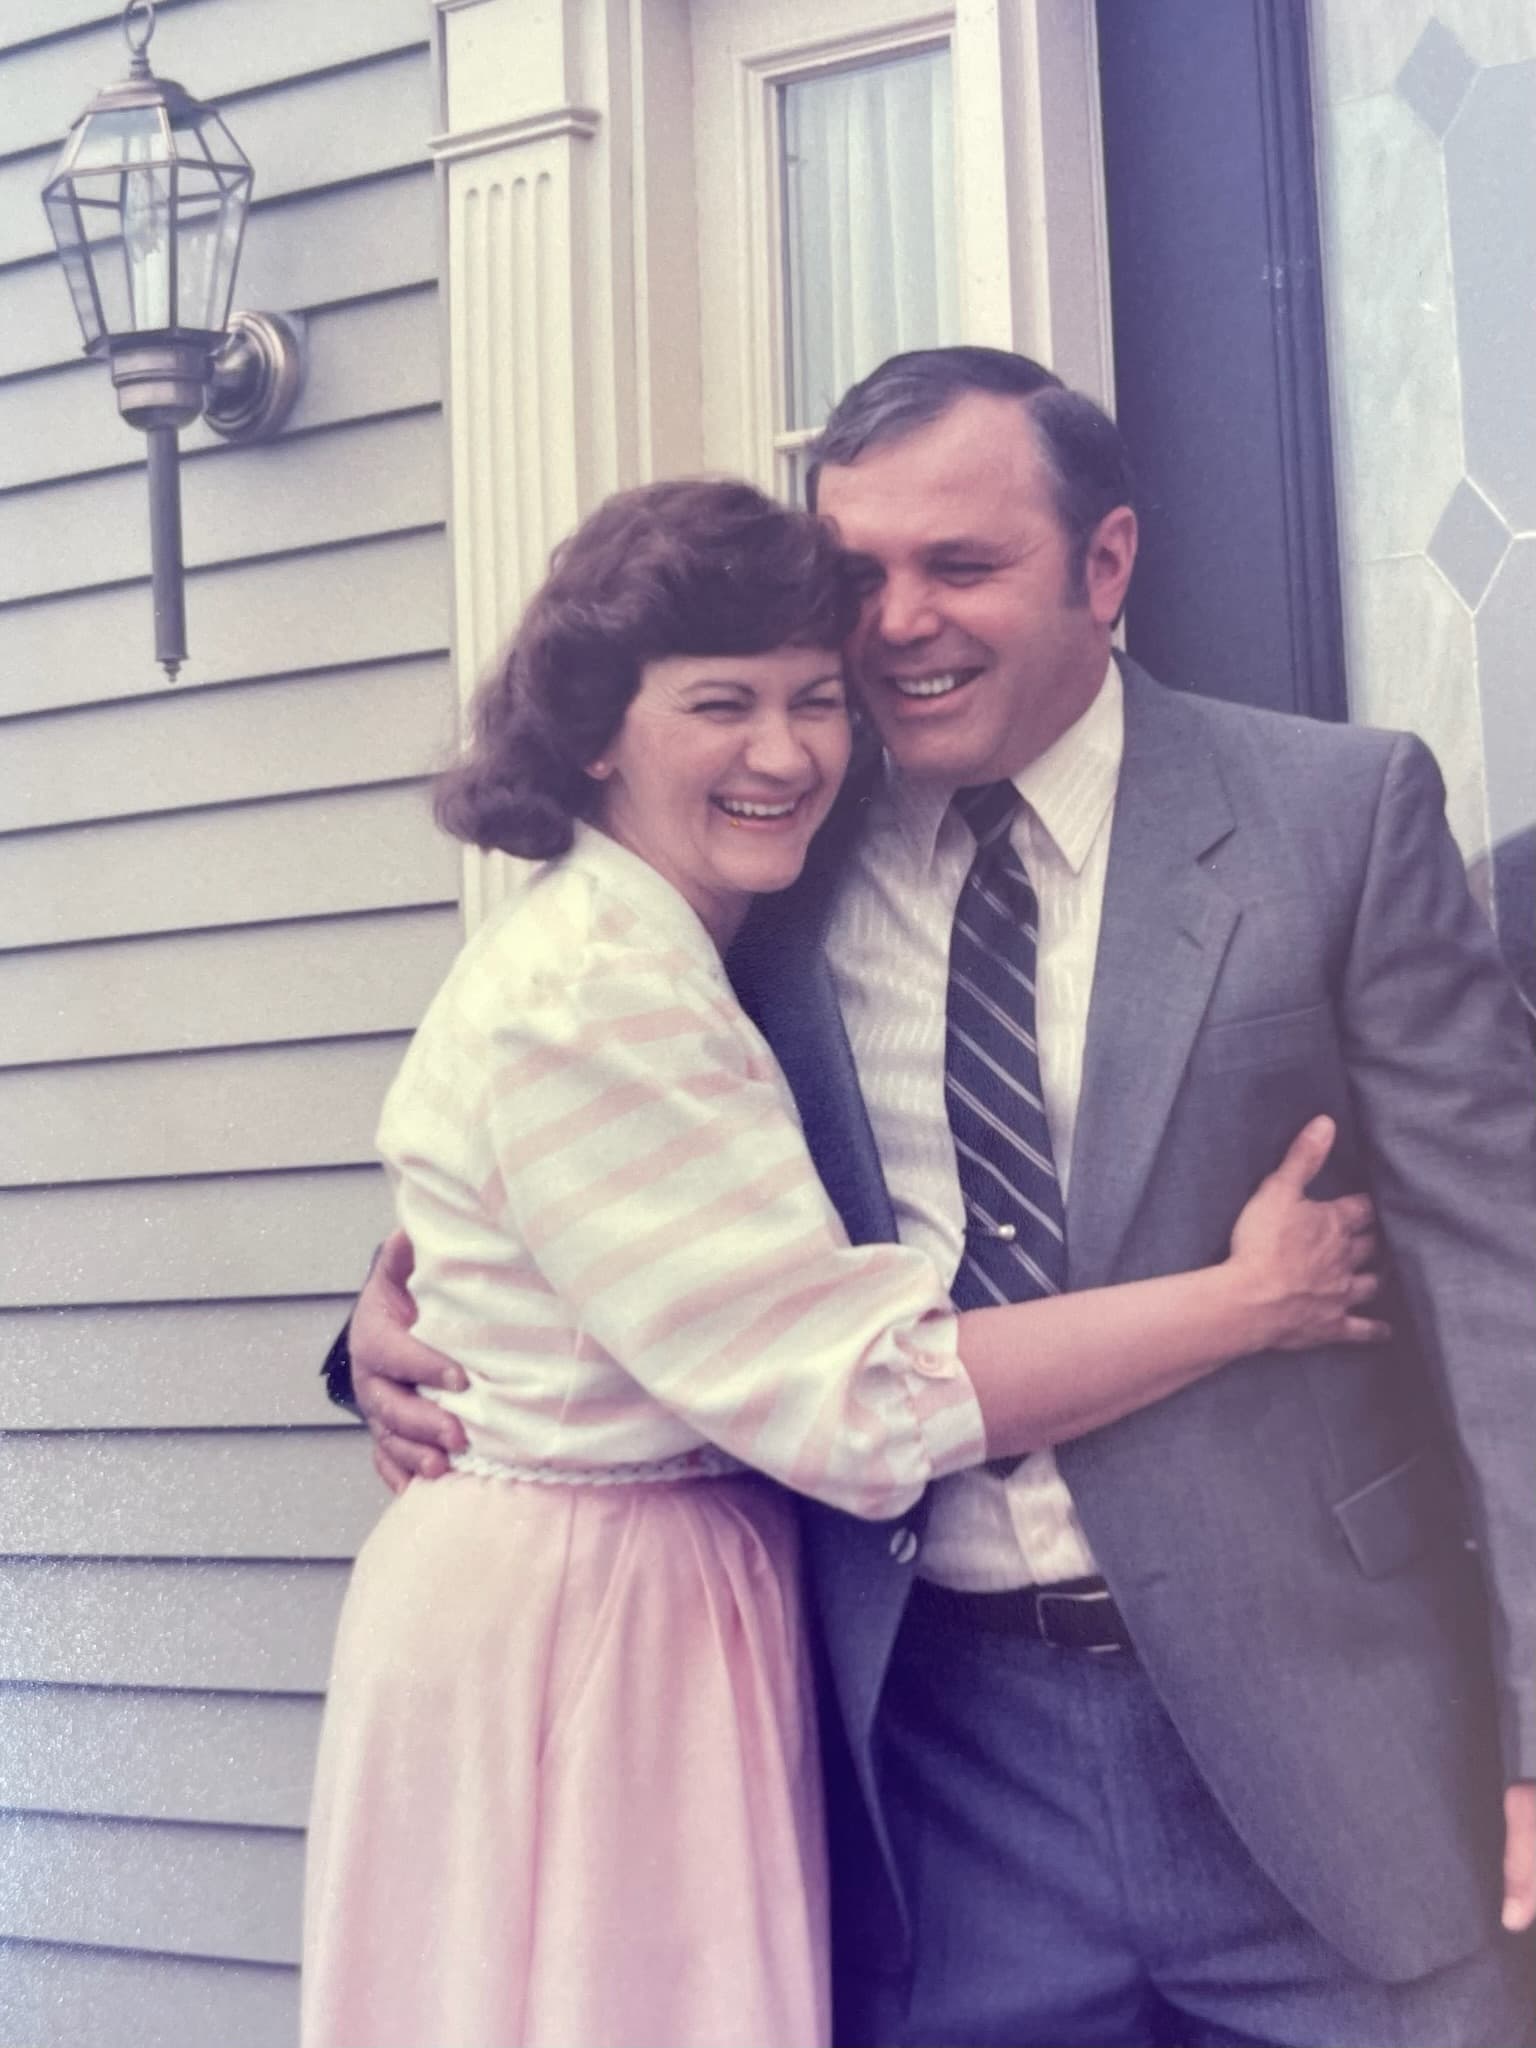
[1227,1117,1389,1351]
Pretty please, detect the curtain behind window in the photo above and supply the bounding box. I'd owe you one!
[781,47,957,435]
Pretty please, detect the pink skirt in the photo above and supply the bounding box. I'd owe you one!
[301,1470,829,2048]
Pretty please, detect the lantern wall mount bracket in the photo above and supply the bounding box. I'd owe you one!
[206,311,307,442]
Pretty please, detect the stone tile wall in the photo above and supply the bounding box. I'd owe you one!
[1311,1,1535,999]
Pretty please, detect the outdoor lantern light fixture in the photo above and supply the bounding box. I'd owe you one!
[41,0,304,678]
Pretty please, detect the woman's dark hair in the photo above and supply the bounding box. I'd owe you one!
[435,478,861,858]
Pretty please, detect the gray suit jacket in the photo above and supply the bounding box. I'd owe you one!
[731,658,1536,1983]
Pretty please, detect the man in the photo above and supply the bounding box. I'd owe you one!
[335,348,1536,2044]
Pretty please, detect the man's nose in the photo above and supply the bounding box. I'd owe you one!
[872,576,941,647]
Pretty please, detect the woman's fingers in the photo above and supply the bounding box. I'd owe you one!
[1346,1271,1380,1306]
[1341,1314,1392,1344]
[1269,1116,1336,1192]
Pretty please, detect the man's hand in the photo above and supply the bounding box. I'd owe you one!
[351,1229,469,1493]
[1503,1781,1536,1932]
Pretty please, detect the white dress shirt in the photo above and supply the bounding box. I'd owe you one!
[824,660,1123,1588]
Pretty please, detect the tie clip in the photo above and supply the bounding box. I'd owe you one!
[968,1217,1018,1242]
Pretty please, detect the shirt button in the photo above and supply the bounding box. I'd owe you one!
[889,1528,919,1566]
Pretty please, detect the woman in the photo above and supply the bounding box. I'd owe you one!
[301,480,1381,2048]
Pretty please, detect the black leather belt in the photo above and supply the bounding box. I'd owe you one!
[909,1573,1133,1655]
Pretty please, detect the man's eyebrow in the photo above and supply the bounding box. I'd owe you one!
[923,535,1007,555]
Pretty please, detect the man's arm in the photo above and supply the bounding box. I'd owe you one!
[322,1231,468,1492]
[1341,733,1536,1928]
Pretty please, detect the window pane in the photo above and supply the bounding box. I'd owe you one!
[780,45,957,435]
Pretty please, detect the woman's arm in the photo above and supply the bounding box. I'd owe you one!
[961,1114,1381,1458]
[462,962,1377,1518]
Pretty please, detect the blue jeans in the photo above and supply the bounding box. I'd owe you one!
[838,1593,1534,2047]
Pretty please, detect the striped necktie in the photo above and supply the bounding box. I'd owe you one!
[944,782,1067,1333]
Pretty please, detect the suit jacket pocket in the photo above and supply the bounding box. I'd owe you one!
[1332,1451,1454,1580]
[1188,1001,1329,1075]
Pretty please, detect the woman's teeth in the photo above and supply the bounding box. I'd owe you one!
[715,797,799,820]
[892,672,964,698]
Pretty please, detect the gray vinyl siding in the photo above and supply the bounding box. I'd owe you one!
[0,2,453,2038]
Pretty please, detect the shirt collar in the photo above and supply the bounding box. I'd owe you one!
[566,819,724,961]
[1015,655,1123,874]
[883,656,1123,872]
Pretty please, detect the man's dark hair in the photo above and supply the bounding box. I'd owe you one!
[435,478,861,860]
[806,345,1133,599]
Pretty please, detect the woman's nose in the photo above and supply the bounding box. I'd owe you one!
[742,714,808,777]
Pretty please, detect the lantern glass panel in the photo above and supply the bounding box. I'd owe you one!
[43,187,105,348]
[167,112,250,332]
[49,168,142,338]
[123,162,175,329]
[68,104,168,176]
[173,183,245,331]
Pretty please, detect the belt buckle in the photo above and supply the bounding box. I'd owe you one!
[1034,1583,1121,1654]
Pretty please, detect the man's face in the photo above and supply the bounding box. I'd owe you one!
[815,391,1136,788]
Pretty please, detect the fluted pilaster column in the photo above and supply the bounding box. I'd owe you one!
[432,0,690,920]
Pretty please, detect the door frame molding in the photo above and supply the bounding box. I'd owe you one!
[1096,0,1348,719]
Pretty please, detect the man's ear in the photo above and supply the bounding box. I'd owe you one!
[1086,506,1137,626]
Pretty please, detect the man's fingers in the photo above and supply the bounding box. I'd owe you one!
[1502,1783,1536,1932]
[374,1430,450,1484]
[1337,1195,1376,1235]
[1270,1115,1336,1192]
[355,1325,467,1394]
[376,1227,416,1290]
[361,1379,467,1455]
[372,1439,412,1496]
[1346,1273,1380,1307]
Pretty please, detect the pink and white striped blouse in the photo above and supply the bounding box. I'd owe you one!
[376,824,987,1519]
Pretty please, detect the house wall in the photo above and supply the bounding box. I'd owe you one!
[0,2,455,2040]
[1311,0,1536,934]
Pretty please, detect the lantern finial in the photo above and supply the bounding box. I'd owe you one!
[122,1,156,79]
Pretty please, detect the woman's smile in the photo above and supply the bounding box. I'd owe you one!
[593,645,852,942]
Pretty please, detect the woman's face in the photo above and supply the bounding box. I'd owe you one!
[592,645,851,944]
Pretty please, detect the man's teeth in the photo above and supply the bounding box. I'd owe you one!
[716,797,799,819]
[892,672,964,698]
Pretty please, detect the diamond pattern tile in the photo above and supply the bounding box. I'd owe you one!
[1395,16,1477,135]
[1473,539,1536,847]
[1428,479,1510,608]
[1445,62,1536,529]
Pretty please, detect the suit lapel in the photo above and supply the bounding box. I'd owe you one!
[1068,664,1240,1287]
[728,747,899,1247]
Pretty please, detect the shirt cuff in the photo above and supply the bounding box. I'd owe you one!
[896,1314,989,1479]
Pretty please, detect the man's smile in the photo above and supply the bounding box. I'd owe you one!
[876,665,986,713]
